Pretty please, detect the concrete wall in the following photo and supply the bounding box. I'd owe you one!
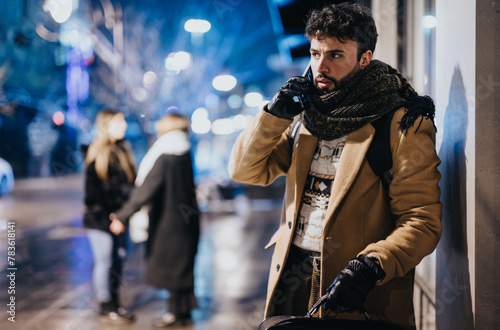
[434,0,500,329]
[371,0,398,67]
[475,1,500,329]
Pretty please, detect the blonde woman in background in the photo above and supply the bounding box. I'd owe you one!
[83,109,136,323]
[110,109,200,328]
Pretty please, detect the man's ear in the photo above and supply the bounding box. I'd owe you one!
[359,50,372,69]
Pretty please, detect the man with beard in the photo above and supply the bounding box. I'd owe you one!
[229,3,441,329]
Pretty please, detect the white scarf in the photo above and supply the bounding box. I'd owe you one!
[135,129,191,186]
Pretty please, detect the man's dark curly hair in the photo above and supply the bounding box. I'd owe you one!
[305,3,378,60]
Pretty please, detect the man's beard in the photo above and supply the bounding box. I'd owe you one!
[314,62,361,94]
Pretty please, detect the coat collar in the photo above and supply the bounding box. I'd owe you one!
[293,128,317,217]
[293,123,376,223]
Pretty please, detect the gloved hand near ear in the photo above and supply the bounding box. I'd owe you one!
[324,255,386,312]
[265,76,311,119]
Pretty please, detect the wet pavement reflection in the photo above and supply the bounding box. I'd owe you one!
[0,175,281,329]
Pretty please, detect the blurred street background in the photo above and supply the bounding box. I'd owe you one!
[0,0,322,182]
[1,0,498,329]
[0,0,327,328]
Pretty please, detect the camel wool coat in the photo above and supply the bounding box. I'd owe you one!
[228,107,442,329]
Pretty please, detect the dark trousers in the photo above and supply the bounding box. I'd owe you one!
[270,245,321,317]
[168,288,197,317]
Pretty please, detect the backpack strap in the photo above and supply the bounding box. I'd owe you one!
[367,110,396,190]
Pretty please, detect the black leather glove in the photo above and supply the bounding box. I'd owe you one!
[265,76,311,119]
[324,255,386,312]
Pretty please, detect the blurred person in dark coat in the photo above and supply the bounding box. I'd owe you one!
[83,109,136,323]
[110,110,200,328]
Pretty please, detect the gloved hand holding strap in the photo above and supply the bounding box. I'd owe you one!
[324,255,386,312]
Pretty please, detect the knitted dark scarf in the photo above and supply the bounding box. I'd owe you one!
[301,60,435,141]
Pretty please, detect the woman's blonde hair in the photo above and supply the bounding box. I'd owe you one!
[155,113,189,136]
[85,109,136,183]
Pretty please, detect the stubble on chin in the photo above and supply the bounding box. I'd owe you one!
[317,87,332,95]
[314,62,362,94]
[313,77,338,95]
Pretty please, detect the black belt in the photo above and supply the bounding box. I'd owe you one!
[291,244,321,270]
[293,244,321,258]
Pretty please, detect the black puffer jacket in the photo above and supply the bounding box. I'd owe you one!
[83,144,135,232]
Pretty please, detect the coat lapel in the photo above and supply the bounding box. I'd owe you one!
[292,127,318,217]
[325,123,375,225]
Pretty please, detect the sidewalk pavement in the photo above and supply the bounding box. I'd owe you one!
[0,175,281,329]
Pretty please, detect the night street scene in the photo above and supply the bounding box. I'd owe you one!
[0,0,306,328]
[0,0,498,330]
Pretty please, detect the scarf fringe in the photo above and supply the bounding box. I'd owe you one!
[302,60,437,140]
[400,93,436,135]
